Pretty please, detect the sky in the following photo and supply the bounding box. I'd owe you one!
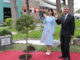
[48,0,80,12]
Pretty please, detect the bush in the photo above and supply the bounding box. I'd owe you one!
[76,35,80,38]
[0,29,12,36]
[2,22,7,26]
[5,18,13,28]
[36,20,43,23]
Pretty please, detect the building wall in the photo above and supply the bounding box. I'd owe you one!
[29,0,40,20]
[0,0,22,22]
[0,0,11,22]
[21,0,27,15]
[16,0,22,18]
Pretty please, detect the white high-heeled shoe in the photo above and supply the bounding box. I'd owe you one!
[46,52,51,55]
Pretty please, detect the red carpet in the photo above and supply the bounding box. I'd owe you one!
[0,50,80,60]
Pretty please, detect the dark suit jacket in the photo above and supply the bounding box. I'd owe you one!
[56,14,75,36]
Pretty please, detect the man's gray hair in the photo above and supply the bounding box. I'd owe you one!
[64,6,69,10]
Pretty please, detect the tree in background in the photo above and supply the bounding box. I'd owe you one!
[68,0,74,15]
[62,0,66,6]
[26,0,29,13]
[11,0,17,26]
[56,0,74,15]
[56,0,62,14]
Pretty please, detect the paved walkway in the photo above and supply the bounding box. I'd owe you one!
[13,40,60,46]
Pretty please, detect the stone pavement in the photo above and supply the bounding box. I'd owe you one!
[13,40,60,46]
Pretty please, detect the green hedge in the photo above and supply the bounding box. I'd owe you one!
[0,29,12,36]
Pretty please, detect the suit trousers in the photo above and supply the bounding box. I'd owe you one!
[60,34,71,58]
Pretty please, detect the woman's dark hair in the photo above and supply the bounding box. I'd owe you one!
[48,8,54,16]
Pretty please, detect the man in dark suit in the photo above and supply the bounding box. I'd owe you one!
[55,7,75,60]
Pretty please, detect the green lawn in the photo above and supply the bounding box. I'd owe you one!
[0,20,80,40]
[0,44,80,53]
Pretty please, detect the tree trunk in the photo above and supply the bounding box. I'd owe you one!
[63,0,66,6]
[11,0,17,26]
[68,0,74,15]
[26,0,30,60]
[56,0,62,14]
[26,27,28,60]
[26,0,29,13]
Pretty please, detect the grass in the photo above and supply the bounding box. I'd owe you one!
[74,20,80,37]
[0,44,26,52]
[54,25,61,40]
[0,44,80,53]
[29,31,42,39]
[0,20,80,40]
[70,45,80,52]
[29,20,80,40]
[12,26,61,40]
[13,32,26,40]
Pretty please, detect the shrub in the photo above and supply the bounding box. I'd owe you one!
[76,35,80,38]
[2,22,7,26]
[5,18,13,28]
[0,29,12,36]
[36,20,43,23]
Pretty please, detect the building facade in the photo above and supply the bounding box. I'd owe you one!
[0,0,56,23]
[29,0,40,20]
[0,0,22,22]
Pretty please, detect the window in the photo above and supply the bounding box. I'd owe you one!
[4,0,10,3]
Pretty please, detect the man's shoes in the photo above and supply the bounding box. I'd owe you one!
[59,55,65,58]
[64,57,70,60]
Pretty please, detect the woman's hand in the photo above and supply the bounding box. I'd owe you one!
[54,11,59,18]
[43,13,47,18]
[55,13,59,18]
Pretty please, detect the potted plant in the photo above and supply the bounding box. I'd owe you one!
[0,29,12,50]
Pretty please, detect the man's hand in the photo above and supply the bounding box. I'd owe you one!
[70,35,73,38]
[53,33,55,36]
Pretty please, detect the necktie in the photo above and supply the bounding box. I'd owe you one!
[64,14,67,22]
[65,15,67,20]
